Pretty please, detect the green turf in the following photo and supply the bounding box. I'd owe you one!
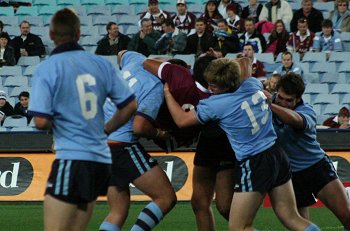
[0,202,343,230]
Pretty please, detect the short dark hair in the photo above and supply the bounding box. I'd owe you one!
[20,20,30,27]
[243,43,254,50]
[196,17,205,24]
[0,20,3,32]
[322,19,333,28]
[217,19,227,25]
[193,55,217,88]
[161,18,175,28]
[50,8,80,44]
[18,91,30,100]
[0,31,10,41]
[282,51,293,59]
[168,58,188,68]
[106,22,117,31]
[277,72,305,99]
[297,17,308,24]
[245,17,256,24]
[140,18,152,27]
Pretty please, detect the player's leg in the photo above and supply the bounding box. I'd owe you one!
[75,201,96,231]
[191,165,216,231]
[214,168,235,220]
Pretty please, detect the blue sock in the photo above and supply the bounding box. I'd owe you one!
[99,221,120,231]
[304,223,320,231]
[131,202,164,231]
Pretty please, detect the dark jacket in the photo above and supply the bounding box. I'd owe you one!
[184,31,216,56]
[290,8,324,33]
[10,32,45,62]
[0,101,14,125]
[1,46,16,66]
[127,30,161,56]
[241,4,263,22]
[14,102,32,123]
[95,33,130,56]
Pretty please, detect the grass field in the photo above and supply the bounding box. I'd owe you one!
[0,202,343,230]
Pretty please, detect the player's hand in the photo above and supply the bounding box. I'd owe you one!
[263,90,272,105]
[164,82,170,94]
[155,128,170,140]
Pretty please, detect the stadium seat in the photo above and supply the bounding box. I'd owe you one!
[5,26,18,39]
[56,0,79,6]
[0,87,9,96]
[11,127,36,131]
[313,94,339,105]
[303,73,319,83]
[9,87,31,98]
[316,114,329,125]
[313,2,334,12]
[173,54,196,69]
[300,62,310,73]
[112,5,135,18]
[2,116,28,128]
[163,5,177,15]
[93,15,117,26]
[304,83,329,94]
[80,35,99,46]
[320,72,344,84]
[17,56,41,67]
[338,62,350,73]
[81,25,99,37]
[30,26,49,38]
[0,127,8,132]
[225,53,238,59]
[340,94,350,104]
[124,25,140,37]
[86,5,111,18]
[331,84,350,94]
[129,0,147,14]
[322,104,341,115]
[15,6,39,17]
[32,0,56,7]
[255,53,274,63]
[99,55,119,68]
[264,63,280,75]
[340,32,350,52]
[20,15,43,27]
[188,4,204,17]
[3,76,28,87]
[70,5,87,16]
[81,0,105,6]
[23,65,37,76]
[302,94,311,105]
[310,62,336,74]
[117,15,139,27]
[79,15,93,26]
[302,52,327,63]
[0,16,18,27]
[0,6,15,16]
[328,52,350,63]
[0,66,22,76]
[38,5,60,18]
[105,0,129,6]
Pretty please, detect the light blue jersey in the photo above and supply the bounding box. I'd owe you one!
[196,77,277,161]
[29,43,134,164]
[273,101,326,172]
[104,51,163,143]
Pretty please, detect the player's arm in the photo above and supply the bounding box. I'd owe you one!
[143,58,163,78]
[34,117,52,130]
[133,115,169,140]
[164,83,200,128]
[105,99,137,135]
[269,103,305,130]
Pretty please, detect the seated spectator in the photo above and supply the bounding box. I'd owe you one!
[241,0,263,22]
[184,18,216,57]
[313,19,342,52]
[259,0,293,25]
[241,43,266,78]
[10,20,45,63]
[139,0,171,33]
[264,73,281,94]
[128,18,161,57]
[95,22,130,56]
[200,0,223,32]
[226,3,244,33]
[14,91,32,124]
[328,0,350,33]
[214,19,240,54]
[239,17,267,53]
[217,0,242,18]
[273,51,305,83]
[265,20,289,58]
[290,0,323,33]
[287,18,314,59]
[0,90,14,125]
[0,32,15,66]
[173,0,197,35]
[323,106,350,129]
[155,18,187,55]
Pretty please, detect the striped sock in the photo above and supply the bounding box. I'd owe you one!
[99,221,120,231]
[304,223,320,231]
[131,202,164,231]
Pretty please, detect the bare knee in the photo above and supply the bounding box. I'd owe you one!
[215,201,230,220]
[191,195,212,214]
[154,190,177,215]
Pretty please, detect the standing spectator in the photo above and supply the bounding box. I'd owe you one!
[328,0,350,33]
[265,20,289,58]
[323,106,350,128]
[0,32,15,66]
[226,3,244,33]
[214,19,240,55]
[172,0,197,35]
[27,8,137,231]
[259,0,293,25]
[128,18,161,57]
[155,18,187,55]
[241,0,263,22]
[95,22,130,56]
[239,17,267,53]
[184,18,216,57]
[313,19,342,52]
[273,51,305,83]
[14,91,32,123]
[287,18,315,58]
[10,20,45,62]
[139,0,171,33]
[200,0,223,32]
[0,90,14,125]
[290,0,323,33]
[241,43,266,78]
[217,0,242,18]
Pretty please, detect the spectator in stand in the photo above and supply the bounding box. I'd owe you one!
[239,17,267,53]
[0,90,14,125]
[14,91,32,123]
[328,0,350,33]
[0,32,15,66]
[10,20,45,63]
[264,73,281,94]
[217,0,242,18]
[273,51,305,83]
[259,0,293,25]
[128,18,161,57]
[323,107,350,129]
[241,43,266,78]
[155,18,187,55]
[139,0,171,33]
[241,0,263,22]
[200,0,223,33]
[265,20,289,58]
[0,20,4,33]
[184,18,216,57]
[173,0,197,35]
[95,22,130,56]
[226,3,244,33]
[214,19,240,55]
[287,18,314,59]
[313,19,342,52]
[290,0,323,33]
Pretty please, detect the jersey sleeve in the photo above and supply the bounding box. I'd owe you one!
[296,104,316,131]
[196,98,216,125]
[137,84,164,122]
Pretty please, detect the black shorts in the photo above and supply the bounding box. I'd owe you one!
[109,143,158,188]
[194,132,236,172]
[234,144,291,193]
[292,155,338,208]
[45,159,111,204]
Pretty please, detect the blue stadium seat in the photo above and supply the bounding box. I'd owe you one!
[81,26,99,37]
[300,62,310,73]
[81,0,105,6]
[105,0,129,6]
[302,52,327,63]
[320,72,344,84]
[158,0,172,8]
[15,6,39,17]
[2,116,28,128]
[302,94,311,105]
[313,94,339,105]
[174,54,196,69]
[93,15,117,26]
[70,5,87,16]
[0,87,9,96]
[255,53,274,63]
[0,6,15,16]
[80,35,99,46]
[118,15,139,27]
[20,15,43,26]
[316,115,329,125]
[310,62,336,74]
[225,53,238,59]
[331,84,350,94]
[340,32,350,52]
[79,15,93,26]
[0,16,18,27]
[38,5,60,18]
[30,26,49,38]
[328,52,350,63]
[112,5,135,18]
[163,5,177,15]
[3,76,28,87]
[56,0,79,6]
[264,63,280,75]
[188,4,204,17]
[304,83,329,94]
[9,86,31,98]
[340,94,350,104]
[124,25,140,37]
[129,0,147,14]
[303,73,319,83]
[313,2,334,12]
[5,26,18,39]
[17,56,41,67]
[32,0,56,8]
[0,66,22,77]
[0,127,8,132]
[86,5,111,18]
[23,65,37,76]
[322,104,341,116]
